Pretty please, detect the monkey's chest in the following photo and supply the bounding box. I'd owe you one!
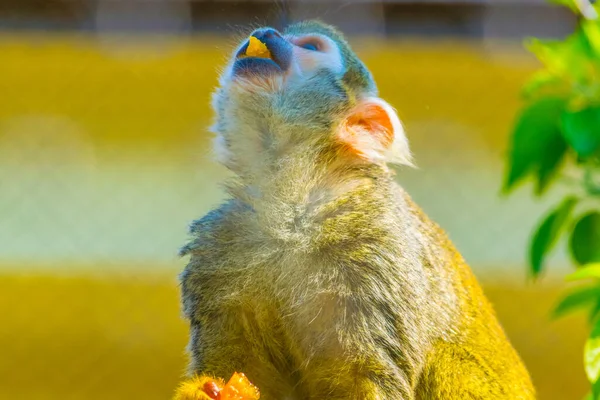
[217,259,398,354]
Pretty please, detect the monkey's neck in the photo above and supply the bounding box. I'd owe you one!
[226,147,393,247]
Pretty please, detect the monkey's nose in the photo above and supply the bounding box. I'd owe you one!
[252,28,283,42]
[235,27,292,73]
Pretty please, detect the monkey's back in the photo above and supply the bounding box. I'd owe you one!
[401,193,535,399]
[180,181,535,399]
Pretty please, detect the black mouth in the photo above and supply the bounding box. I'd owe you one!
[233,56,283,76]
[232,28,292,77]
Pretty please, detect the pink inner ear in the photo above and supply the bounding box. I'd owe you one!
[349,102,394,147]
[338,101,395,160]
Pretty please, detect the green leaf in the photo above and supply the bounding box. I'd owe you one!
[589,299,600,324]
[537,127,570,195]
[522,71,569,100]
[567,263,600,281]
[594,376,600,400]
[529,197,578,277]
[571,213,600,265]
[553,285,600,319]
[503,98,568,194]
[571,26,600,74]
[586,317,600,384]
[582,20,600,57]
[562,107,600,159]
[527,38,570,77]
[527,28,596,85]
[585,167,600,196]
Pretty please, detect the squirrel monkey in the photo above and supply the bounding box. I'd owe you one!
[179,20,535,399]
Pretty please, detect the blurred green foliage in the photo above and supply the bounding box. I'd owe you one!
[503,0,600,397]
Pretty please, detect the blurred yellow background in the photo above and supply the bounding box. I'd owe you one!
[0,33,588,399]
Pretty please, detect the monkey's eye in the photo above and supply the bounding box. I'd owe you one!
[300,42,319,51]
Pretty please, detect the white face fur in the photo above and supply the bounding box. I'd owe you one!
[220,33,345,91]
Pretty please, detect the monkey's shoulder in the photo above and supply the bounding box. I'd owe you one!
[180,199,248,250]
[178,200,259,314]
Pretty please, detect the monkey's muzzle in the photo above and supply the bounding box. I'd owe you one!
[233,28,292,77]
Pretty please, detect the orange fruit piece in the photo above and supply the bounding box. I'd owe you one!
[173,373,259,400]
[245,37,271,59]
[217,372,260,400]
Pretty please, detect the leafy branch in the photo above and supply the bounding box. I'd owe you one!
[503,0,600,397]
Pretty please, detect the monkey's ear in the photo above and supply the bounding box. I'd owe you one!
[336,97,414,167]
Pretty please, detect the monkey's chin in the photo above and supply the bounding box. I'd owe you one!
[232,57,283,78]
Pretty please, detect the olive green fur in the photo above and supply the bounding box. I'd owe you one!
[180,20,535,400]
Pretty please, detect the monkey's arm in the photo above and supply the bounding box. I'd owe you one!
[410,219,535,400]
[179,202,294,399]
[415,341,535,400]
[179,202,255,376]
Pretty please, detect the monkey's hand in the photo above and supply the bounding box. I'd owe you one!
[173,373,260,400]
[173,375,224,400]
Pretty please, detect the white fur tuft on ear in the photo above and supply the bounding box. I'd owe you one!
[368,98,414,167]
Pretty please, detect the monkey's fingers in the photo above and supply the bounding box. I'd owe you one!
[173,375,225,400]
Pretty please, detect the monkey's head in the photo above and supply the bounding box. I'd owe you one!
[211,20,413,181]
